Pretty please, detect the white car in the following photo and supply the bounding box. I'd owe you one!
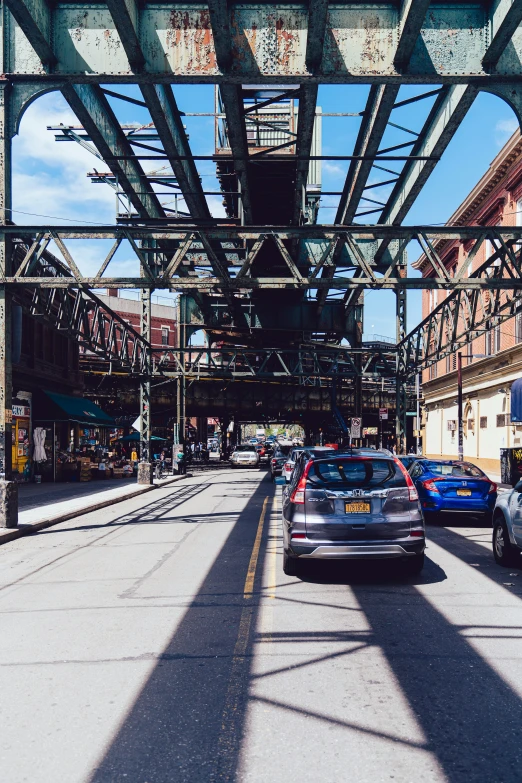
[230,445,260,468]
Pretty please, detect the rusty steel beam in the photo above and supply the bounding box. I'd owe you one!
[483,0,522,70]
[293,84,318,225]
[61,84,164,219]
[139,84,210,219]
[306,0,329,72]
[218,85,253,223]
[335,85,399,225]
[4,0,56,66]
[394,0,432,70]
[105,0,145,70]
[378,85,478,227]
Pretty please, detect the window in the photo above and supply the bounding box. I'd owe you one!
[161,327,169,346]
[497,414,506,427]
[309,459,406,489]
[429,362,437,380]
[446,353,457,373]
[516,311,522,343]
[485,322,501,356]
[467,418,475,431]
[447,420,456,431]
[480,416,488,428]
[424,461,484,478]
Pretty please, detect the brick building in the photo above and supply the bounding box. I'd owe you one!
[100,289,178,349]
[415,129,522,476]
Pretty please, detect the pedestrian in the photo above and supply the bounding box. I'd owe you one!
[177,449,186,474]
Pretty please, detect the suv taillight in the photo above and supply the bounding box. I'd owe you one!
[284,462,292,471]
[271,458,277,465]
[290,461,312,504]
[488,481,497,494]
[395,458,419,501]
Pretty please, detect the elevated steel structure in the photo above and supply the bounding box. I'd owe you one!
[3,0,522,524]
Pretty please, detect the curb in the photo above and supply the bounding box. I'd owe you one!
[0,473,193,547]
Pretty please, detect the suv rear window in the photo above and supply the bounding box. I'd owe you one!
[308,458,406,488]
[275,445,292,456]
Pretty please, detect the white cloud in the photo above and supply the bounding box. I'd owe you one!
[323,162,345,177]
[495,117,519,146]
[13,92,115,225]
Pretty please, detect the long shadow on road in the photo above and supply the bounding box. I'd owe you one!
[89,477,271,783]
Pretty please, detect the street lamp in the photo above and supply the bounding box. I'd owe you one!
[457,351,485,461]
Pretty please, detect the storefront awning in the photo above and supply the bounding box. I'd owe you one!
[37,391,115,427]
[511,379,522,422]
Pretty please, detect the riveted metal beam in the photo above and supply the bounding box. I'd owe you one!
[335,85,399,225]
[483,0,522,70]
[306,0,329,72]
[294,84,318,224]
[4,0,56,66]
[105,0,145,70]
[60,84,164,219]
[394,0,432,70]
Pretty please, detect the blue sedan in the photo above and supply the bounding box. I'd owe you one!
[409,459,497,523]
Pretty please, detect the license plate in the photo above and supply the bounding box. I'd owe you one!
[457,489,472,496]
[345,501,371,513]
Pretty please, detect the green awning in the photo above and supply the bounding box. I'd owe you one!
[39,391,114,427]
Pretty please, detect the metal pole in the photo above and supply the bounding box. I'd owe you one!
[457,351,464,461]
[0,83,17,527]
[416,372,420,455]
[138,285,153,484]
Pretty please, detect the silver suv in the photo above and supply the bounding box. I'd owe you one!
[492,481,522,566]
[281,450,425,577]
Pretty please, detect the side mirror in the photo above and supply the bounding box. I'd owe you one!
[274,476,286,486]
[515,479,522,493]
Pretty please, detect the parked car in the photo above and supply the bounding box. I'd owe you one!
[256,443,270,464]
[270,444,293,479]
[281,450,425,577]
[230,445,260,468]
[492,481,522,565]
[283,446,336,483]
[409,459,497,523]
[397,454,422,471]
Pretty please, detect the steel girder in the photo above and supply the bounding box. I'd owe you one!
[60,84,164,220]
[398,238,522,376]
[8,225,522,292]
[5,1,522,83]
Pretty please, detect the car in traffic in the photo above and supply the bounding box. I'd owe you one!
[281,450,425,577]
[282,446,336,483]
[397,454,422,471]
[409,459,497,523]
[270,444,293,479]
[255,443,270,464]
[491,481,522,565]
[230,445,260,468]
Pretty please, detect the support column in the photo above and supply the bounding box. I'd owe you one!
[0,83,17,527]
[395,286,408,454]
[176,295,186,452]
[138,286,153,485]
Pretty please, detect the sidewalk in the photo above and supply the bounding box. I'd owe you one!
[0,472,193,547]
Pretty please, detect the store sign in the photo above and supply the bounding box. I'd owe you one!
[363,427,378,436]
[12,405,30,418]
[379,408,388,420]
[351,417,361,438]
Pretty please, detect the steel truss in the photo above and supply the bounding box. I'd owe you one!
[7,225,522,294]
[3,0,522,83]
[398,238,522,376]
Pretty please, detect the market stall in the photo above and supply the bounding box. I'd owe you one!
[31,390,116,482]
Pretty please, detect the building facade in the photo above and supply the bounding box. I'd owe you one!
[415,129,522,476]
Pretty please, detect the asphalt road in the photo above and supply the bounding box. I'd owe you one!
[1,468,522,783]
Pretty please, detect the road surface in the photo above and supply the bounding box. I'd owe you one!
[1,467,522,782]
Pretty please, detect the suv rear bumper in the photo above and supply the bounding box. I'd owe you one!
[290,540,425,559]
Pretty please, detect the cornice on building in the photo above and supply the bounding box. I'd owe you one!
[413,128,522,273]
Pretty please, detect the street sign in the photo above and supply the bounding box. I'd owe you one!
[363,427,378,436]
[379,408,388,420]
[351,417,361,438]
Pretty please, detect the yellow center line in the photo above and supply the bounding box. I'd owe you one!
[244,496,269,599]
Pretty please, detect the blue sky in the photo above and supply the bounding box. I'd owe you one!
[12,86,519,338]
